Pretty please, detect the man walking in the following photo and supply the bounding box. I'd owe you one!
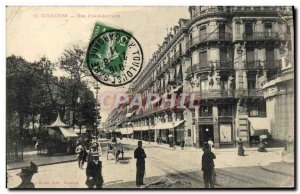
[75,143,86,169]
[201,143,216,188]
[134,140,147,187]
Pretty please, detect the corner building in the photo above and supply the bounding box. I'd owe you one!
[104,6,294,149]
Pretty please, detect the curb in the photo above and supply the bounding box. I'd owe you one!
[258,163,294,177]
[7,158,77,171]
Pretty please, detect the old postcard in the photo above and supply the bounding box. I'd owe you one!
[6,6,295,189]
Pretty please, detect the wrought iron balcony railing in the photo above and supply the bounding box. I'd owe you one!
[235,89,264,98]
[196,89,235,99]
[170,51,182,66]
[191,7,231,20]
[242,32,280,41]
[187,32,232,50]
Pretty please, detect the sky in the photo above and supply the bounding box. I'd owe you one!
[6,6,190,122]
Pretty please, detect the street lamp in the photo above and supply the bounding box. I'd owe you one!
[172,122,175,148]
[94,83,100,139]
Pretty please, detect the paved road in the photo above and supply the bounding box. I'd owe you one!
[7,142,294,189]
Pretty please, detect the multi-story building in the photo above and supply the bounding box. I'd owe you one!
[104,6,294,149]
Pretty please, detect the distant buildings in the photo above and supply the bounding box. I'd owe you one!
[104,6,294,148]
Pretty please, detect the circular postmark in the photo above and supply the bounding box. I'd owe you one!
[87,29,143,87]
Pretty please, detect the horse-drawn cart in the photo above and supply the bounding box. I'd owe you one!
[106,143,125,163]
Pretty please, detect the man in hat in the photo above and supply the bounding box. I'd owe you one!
[201,143,216,188]
[86,152,103,189]
[16,162,38,188]
[134,140,147,187]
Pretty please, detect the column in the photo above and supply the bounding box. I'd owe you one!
[213,104,220,148]
[194,106,200,148]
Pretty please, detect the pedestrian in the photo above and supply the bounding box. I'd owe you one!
[88,140,102,162]
[238,138,245,156]
[15,162,38,188]
[208,138,214,152]
[134,140,147,187]
[258,138,267,152]
[159,136,162,144]
[85,152,104,189]
[180,139,185,150]
[201,143,216,188]
[75,143,86,169]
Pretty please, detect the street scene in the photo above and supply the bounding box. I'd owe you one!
[7,138,294,188]
[6,6,295,189]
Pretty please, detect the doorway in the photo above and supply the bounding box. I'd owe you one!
[199,125,214,147]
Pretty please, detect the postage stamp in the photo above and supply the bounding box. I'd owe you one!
[86,24,143,87]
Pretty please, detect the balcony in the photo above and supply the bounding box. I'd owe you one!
[242,32,280,41]
[196,89,235,100]
[198,116,215,124]
[244,60,282,70]
[235,89,264,98]
[187,32,232,51]
[213,60,233,71]
[170,51,182,66]
[191,7,231,21]
[244,60,262,69]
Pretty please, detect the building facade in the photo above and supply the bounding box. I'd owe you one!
[104,6,294,149]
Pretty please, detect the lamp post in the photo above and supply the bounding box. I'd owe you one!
[94,83,100,139]
[172,122,175,148]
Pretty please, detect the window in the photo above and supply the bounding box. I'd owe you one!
[264,23,273,37]
[218,104,232,116]
[248,101,266,117]
[219,24,226,39]
[246,47,255,63]
[220,47,228,61]
[176,112,184,120]
[266,48,275,68]
[245,23,253,37]
[236,22,241,39]
[220,76,228,91]
[188,129,192,137]
[200,79,208,91]
[247,77,256,90]
[200,105,212,116]
[199,51,207,66]
[168,114,172,122]
[200,26,207,38]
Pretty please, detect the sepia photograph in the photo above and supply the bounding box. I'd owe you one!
[6,6,295,189]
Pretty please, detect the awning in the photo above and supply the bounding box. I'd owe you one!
[248,118,271,136]
[151,120,185,130]
[118,127,134,134]
[59,127,78,137]
[133,126,149,131]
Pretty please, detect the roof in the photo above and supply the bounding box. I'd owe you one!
[48,113,68,128]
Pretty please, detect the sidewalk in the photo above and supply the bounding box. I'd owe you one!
[119,138,284,153]
[7,152,77,170]
[259,162,294,177]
